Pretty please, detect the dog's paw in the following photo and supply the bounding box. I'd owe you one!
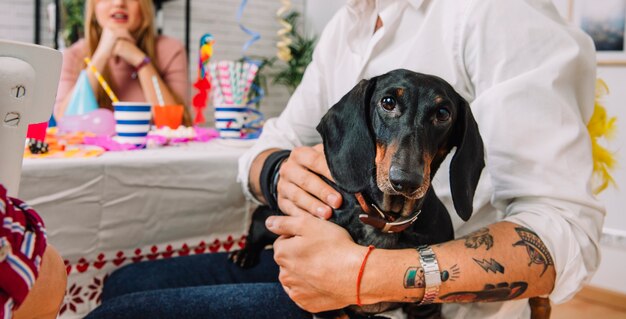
[228,249,260,268]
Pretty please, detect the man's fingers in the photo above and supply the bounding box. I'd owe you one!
[266,215,309,237]
[276,196,310,217]
[278,176,333,218]
[292,146,334,181]
[312,144,329,178]
[284,148,342,210]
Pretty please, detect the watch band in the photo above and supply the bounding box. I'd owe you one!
[131,56,151,79]
[417,245,441,305]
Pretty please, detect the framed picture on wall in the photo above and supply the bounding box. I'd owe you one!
[568,0,626,65]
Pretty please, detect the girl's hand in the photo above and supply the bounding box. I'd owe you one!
[113,38,146,67]
[94,27,134,59]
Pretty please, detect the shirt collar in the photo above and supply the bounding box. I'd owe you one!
[347,0,425,11]
[407,0,424,9]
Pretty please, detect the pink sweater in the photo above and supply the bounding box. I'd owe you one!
[55,36,189,113]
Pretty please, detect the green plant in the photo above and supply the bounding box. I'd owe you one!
[271,11,316,93]
[246,10,316,105]
[62,0,85,47]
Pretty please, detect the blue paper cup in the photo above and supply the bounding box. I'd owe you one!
[113,102,152,145]
[215,105,246,139]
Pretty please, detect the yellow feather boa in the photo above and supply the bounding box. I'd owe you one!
[588,78,617,194]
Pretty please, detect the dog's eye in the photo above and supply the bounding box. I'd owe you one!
[435,107,451,122]
[380,96,396,111]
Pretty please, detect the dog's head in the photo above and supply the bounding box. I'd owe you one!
[316,69,484,221]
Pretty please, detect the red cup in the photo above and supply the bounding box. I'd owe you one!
[153,105,184,129]
[26,122,49,141]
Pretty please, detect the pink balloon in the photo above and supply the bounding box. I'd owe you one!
[58,108,116,136]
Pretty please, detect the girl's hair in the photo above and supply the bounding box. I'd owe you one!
[84,0,158,110]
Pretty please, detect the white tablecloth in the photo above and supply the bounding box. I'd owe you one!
[19,139,255,318]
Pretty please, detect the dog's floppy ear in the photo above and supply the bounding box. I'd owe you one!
[316,78,377,193]
[449,96,485,221]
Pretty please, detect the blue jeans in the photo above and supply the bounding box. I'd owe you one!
[85,250,311,319]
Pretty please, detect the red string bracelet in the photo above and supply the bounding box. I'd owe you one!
[356,245,375,307]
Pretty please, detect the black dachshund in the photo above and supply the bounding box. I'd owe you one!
[230,69,485,319]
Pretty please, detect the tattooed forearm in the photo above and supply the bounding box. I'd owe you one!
[440,264,460,282]
[473,258,505,274]
[404,267,425,288]
[439,281,528,303]
[463,227,494,250]
[512,227,554,276]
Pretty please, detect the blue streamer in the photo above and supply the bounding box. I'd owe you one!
[241,107,265,139]
[236,0,264,127]
[237,0,261,56]
[246,83,265,106]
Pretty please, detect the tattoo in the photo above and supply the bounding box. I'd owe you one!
[439,281,528,303]
[441,264,460,282]
[404,267,425,288]
[473,258,505,274]
[513,227,554,276]
[463,228,494,250]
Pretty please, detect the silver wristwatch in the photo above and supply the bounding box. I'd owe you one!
[417,245,441,305]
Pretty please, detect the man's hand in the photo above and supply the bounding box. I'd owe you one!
[266,214,363,313]
[276,144,342,219]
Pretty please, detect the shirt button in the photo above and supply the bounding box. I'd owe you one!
[0,239,11,262]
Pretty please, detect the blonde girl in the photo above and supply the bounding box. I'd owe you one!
[55,0,191,125]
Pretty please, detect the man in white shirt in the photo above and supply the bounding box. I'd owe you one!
[239,0,605,318]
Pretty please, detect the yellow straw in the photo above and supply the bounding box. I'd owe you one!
[84,57,119,102]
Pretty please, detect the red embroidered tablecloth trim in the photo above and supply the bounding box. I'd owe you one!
[59,234,246,316]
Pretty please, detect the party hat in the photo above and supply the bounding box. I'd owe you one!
[65,70,98,116]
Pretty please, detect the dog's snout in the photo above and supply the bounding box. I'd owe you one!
[389,166,422,193]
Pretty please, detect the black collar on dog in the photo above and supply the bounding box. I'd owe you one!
[354,192,421,233]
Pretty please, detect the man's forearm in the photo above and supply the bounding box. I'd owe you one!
[248,148,280,204]
[358,221,555,304]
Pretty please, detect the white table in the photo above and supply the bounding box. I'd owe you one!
[19,139,255,318]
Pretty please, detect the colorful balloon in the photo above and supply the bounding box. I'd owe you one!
[58,108,116,136]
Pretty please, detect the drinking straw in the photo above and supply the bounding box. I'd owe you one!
[217,61,234,105]
[243,63,258,103]
[209,63,224,106]
[235,62,247,105]
[231,61,238,104]
[151,75,165,106]
[84,57,119,102]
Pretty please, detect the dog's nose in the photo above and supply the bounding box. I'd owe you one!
[389,167,421,194]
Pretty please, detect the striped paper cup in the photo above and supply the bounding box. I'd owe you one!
[215,105,246,139]
[113,102,152,145]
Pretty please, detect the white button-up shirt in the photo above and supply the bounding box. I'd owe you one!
[238,0,605,318]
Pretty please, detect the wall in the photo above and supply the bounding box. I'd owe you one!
[552,0,626,295]
[0,0,55,47]
[590,67,626,293]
